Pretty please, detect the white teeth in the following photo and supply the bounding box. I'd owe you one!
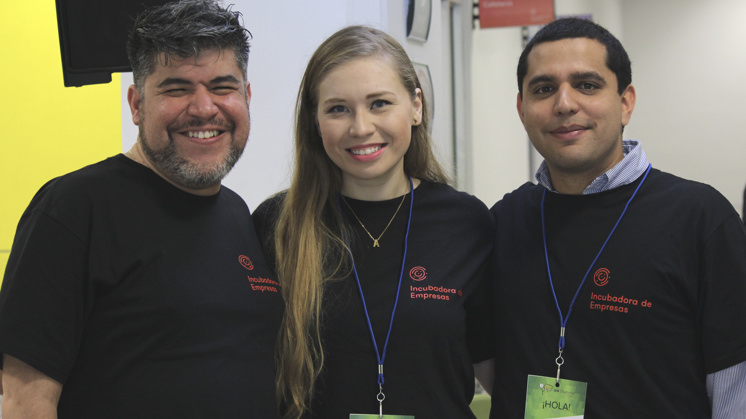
[349,145,382,156]
[187,130,220,139]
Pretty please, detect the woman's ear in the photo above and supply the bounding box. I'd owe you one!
[412,87,423,126]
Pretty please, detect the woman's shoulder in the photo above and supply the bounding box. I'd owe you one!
[252,191,288,240]
[253,191,287,219]
[419,180,489,212]
[416,181,492,229]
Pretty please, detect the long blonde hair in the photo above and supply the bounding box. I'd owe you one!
[274,25,448,419]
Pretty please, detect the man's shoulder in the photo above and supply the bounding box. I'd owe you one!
[489,182,542,215]
[42,154,133,191]
[642,169,739,225]
[647,169,731,205]
[216,183,249,207]
[26,155,126,207]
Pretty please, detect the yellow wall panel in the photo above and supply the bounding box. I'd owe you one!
[0,2,121,282]
[0,254,8,283]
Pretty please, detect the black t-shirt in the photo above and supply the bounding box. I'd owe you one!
[254,181,494,418]
[487,169,746,418]
[0,155,283,418]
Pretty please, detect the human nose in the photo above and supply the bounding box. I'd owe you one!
[554,85,578,116]
[187,86,219,119]
[349,111,375,137]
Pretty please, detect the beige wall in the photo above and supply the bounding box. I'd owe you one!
[622,0,746,216]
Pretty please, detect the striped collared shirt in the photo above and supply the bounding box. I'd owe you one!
[535,140,649,194]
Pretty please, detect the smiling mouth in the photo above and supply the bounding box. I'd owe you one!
[348,144,385,156]
[186,130,222,139]
[551,125,587,134]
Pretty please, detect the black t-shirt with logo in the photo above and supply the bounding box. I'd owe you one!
[0,155,283,418]
[254,181,494,418]
[488,169,746,418]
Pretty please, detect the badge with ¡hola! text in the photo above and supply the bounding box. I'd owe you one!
[524,375,587,419]
[350,414,414,419]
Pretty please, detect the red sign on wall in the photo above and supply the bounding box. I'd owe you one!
[478,0,555,28]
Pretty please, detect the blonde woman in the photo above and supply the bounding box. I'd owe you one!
[254,26,493,418]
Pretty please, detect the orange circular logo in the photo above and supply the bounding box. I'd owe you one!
[239,255,254,271]
[409,266,427,281]
[593,268,610,286]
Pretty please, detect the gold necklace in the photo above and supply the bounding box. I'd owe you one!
[342,193,407,248]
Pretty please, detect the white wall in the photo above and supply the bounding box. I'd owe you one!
[470,0,746,217]
[621,0,746,215]
[470,20,528,206]
[121,0,456,211]
[385,1,457,176]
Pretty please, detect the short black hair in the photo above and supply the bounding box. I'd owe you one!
[517,17,631,97]
[127,0,251,88]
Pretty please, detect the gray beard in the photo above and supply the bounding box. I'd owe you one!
[139,126,244,190]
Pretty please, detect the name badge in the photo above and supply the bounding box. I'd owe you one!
[524,375,587,419]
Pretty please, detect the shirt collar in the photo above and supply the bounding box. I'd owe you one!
[535,140,650,195]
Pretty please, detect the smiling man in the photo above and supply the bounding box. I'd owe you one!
[127,48,250,196]
[0,1,282,418]
[484,17,746,419]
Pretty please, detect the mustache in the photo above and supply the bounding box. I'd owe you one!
[169,117,234,132]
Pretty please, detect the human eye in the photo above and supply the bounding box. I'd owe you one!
[531,85,555,96]
[212,85,239,95]
[326,104,348,114]
[577,81,600,92]
[163,87,188,96]
[371,99,391,110]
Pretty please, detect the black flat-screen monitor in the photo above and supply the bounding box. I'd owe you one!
[55,0,171,87]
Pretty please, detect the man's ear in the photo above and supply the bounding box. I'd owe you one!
[620,84,636,127]
[516,92,526,125]
[127,85,142,126]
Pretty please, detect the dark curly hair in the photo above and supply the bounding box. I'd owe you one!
[127,0,251,89]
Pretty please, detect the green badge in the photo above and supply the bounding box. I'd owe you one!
[524,375,587,419]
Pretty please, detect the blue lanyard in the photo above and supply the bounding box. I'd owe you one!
[541,164,651,383]
[340,176,414,390]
